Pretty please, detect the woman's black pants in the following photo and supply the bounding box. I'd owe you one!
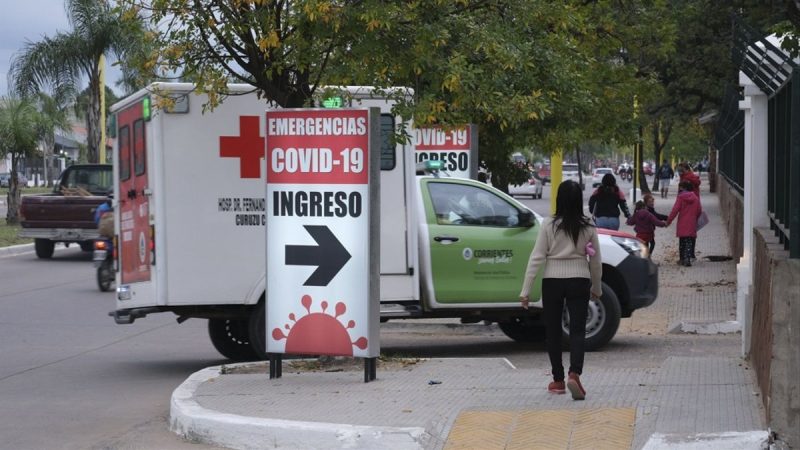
[542,277,590,381]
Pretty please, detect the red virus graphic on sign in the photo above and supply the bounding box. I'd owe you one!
[272,294,368,356]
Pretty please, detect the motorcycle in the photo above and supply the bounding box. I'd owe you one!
[93,239,114,292]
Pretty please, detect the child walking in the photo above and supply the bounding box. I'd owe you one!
[666,180,702,266]
[626,199,666,257]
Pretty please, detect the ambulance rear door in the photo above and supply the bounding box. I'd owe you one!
[114,96,156,307]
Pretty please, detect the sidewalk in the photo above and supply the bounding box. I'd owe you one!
[171,175,769,449]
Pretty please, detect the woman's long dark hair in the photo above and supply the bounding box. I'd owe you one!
[598,173,619,198]
[554,180,594,245]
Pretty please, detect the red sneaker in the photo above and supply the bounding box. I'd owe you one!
[567,373,586,400]
[548,380,566,394]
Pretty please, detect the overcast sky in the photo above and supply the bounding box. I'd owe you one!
[0,0,122,98]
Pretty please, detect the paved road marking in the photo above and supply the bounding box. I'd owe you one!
[445,407,635,449]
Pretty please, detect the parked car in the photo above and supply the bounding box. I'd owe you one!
[643,162,653,176]
[508,174,543,199]
[591,167,615,187]
[0,172,27,188]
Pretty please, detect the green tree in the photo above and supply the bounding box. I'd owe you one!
[10,0,141,163]
[120,0,690,189]
[0,96,43,224]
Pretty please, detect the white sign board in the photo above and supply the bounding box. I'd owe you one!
[265,108,380,358]
[414,124,478,179]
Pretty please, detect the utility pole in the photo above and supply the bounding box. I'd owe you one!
[99,54,106,164]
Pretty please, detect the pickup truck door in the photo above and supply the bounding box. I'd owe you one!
[116,102,151,284]
[420,179,541,305]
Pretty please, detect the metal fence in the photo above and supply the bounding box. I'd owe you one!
[715,85,745,195]
[717,16,800,257]
[767,72,800,257]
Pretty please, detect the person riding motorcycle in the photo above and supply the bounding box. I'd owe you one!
[93,196,114,291]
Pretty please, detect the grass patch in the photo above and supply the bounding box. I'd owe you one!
[1,186,54,247]
[0,221,31,247]
[2,186,53,196]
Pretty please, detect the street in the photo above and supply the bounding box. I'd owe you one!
[0,247,224,449]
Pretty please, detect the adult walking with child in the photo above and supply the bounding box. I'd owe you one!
[666,180,702,266]
[519,180,602,400]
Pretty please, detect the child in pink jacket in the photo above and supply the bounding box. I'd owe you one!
[666,180,702,266]
[626,200,666,257]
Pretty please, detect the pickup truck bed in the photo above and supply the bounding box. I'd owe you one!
[18,164,112,258]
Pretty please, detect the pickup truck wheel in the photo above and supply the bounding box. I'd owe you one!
[561,282,621,351]
[498,318,546,343]
[34,239,55,259]
[208,319,258,361]
[80,241,93,252]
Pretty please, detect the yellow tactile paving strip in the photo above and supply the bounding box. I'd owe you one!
[445,407,635,450]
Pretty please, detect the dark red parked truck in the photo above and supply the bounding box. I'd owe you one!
[18,164,113,258]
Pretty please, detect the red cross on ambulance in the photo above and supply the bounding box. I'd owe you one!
[219,116,265,178]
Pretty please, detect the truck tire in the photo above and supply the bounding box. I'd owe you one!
[80,241,93,252]
[498,318,546,343]
[208,319,258,361]
[561,281,621,351]
[247,300,268,361]
[34,239,55,259]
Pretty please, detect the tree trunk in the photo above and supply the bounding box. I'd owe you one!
[636,130,651,195]
[87,74,102,163]
[6,154,21,225]
[649,121,672,192]
[42,136,54,187]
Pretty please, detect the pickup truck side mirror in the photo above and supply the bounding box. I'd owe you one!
[518,210,536,228]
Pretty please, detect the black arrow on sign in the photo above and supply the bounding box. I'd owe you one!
[285,225,352,286]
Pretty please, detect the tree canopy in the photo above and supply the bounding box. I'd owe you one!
[118,0,800,184]
[10,0,142,163]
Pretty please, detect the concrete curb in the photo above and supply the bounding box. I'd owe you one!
[0,243,34,257]
[641,431,770,449]
[668,320,741,335]
[170,363,429,450]
[380,320,500,334]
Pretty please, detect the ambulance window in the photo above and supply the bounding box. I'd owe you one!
[380,114,395,170]
[133,119,146,176]
[428,182,521,227]
[119,125,131,181]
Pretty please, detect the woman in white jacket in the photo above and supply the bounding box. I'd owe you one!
[519,180,602,400]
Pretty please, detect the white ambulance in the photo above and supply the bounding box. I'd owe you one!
[108,83,658,360]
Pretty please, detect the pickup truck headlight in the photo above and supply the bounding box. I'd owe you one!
[611,235,649,258]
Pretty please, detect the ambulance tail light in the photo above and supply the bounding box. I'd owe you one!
[112,235,119,271]
[150,225,156,265]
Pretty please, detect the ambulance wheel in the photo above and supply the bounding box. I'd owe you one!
[247,300,269,361]
[560,281,621,351]
[498,318,546,343]
[35,239,55,259]
[208,318,258,361]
